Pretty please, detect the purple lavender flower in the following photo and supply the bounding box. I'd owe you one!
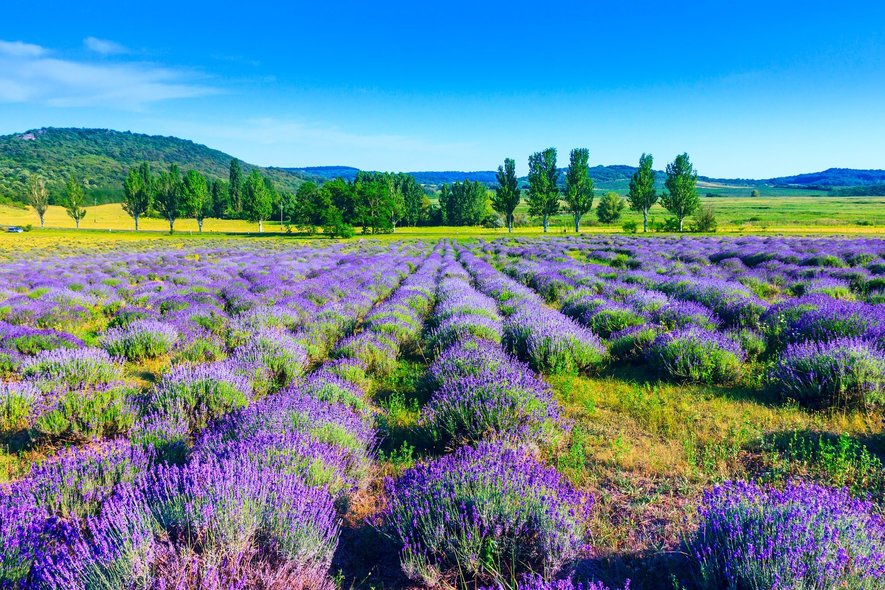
[384,441,592,587]
[647,326,745,384]
[690,480,885,589]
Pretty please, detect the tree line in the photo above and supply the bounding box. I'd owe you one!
[25,150,703,234]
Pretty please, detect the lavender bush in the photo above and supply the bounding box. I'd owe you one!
[690,480,885,590]
[384,442,591,588]
[647,326,745,384]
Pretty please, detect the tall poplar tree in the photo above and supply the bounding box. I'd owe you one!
[662,153,700,232]
[244,170,272,232]
[64,174,87,229]
[526,148,560,232]
[229,159,243,214]
[493,157,520,232]
[122,162,153,231]
[27,175,49,229]
[183,170,210,232]
[156,164,184,233]
[626,153,658,232]
[563,148,594,233]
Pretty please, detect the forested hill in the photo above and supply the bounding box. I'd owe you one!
[0,128,310,205]
[291,164,885,191]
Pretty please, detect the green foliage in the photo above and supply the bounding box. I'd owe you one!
[32,386,135,442]
[182,169,211,231]
[439,180,489,226]
[0,128,306,206]
[64,174,87,229]
[27,175,49,228]
[228,158,243,213]
[596,191,625,223]
[662,153,700,231]
[492,158,521,232]
[121,162,153,231]
[154,164,183,232]
[243,169,272,230]
[526,147,560,232]
[622,220,638,233]
[563,148,595,232]
[626,153,658,232]
[690,204,718,232]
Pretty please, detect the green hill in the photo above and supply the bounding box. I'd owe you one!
[0,128,310,205]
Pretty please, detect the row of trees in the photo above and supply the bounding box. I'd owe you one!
[25,151,701,234]
[121,162,276,232]
[486,148,699,233]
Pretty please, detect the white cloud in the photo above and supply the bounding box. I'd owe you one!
[0,40,46,57]
[0,39,217,109]
[84,37,128,55]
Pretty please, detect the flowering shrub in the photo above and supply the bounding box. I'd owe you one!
[384,442,591,588]
[770,338,885,407]
[21,347,123,389]
[504,307,606,375]
[608,324,659,363]
[146,362,252,432]
[647,327,744,384]
[100,319,179,361]
[690,481,885,590]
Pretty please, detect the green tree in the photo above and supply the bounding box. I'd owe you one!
[243,170,273,232]
[662,153,700,232]
[397,174,425,227]
[325,178,357,221]
[596,191,625,223]
[155,164,184,233]
[229,159,243,214]
[354,172,395,234]
[526,148,560,232]
[750,189,761,197]
[563,148,595,233]
[27,175,49,229]
[626,153,658,232]
[64,174,87,229]
[210,178,229,218]
[122,162,154,231]
[493,157,521,232]
[439,180,488,226]
[183,170,211,232]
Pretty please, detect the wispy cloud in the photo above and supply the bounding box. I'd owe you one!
[0,39,217,109]
[84,36,128,55]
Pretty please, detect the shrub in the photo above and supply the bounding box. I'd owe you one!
[421,364,562,446]
[147,362,252,432]
[690,481,885,590]
[647,327,744,384]
[100,319,178,361]
[689,205,717,232]
[608,324,659,362]
[622,221,638,234]
[0,381,39,432]
[503,307,606,375]
[585,304,646,338]
[384,442,591,588]
[770,338,885,408]
[333,332,399,377]
[32,384,136,442]
[230,329,309,394]
[21,347,123,388]
[596,192,625,224]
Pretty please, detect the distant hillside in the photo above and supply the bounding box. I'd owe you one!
[766,168,885,189]
[286,166,499,186]
[0,128,309,205]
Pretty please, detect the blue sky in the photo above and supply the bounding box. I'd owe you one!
[1,0,884,177]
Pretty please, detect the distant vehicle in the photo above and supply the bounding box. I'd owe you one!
[6,226,23,233]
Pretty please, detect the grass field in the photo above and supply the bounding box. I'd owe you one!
[1,194,883,238]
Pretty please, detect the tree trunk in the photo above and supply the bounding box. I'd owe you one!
[507,214,513,233]
[574,212,580,233]
[542,215,549,233]
[198,218,203,233]
[258,220,263,233]
[75,218,80,229]
[678,216,684,232]
[169,219,174,233]
[39,215,44,229]
[642,209,648,232]
[134,214,139,232]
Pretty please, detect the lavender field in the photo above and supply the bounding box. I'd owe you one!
[0,235,883,589]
